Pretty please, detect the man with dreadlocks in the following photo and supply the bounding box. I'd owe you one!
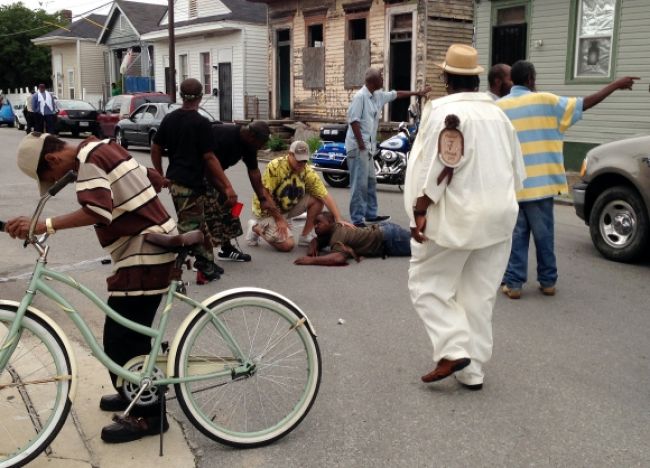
[151,78,235,283]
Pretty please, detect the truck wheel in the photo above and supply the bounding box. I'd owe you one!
[589,185,649,262]
[323,173,350,188]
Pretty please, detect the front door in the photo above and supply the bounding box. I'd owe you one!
[276,29,291,118]
[388,12,413,122]
[218,62,232,122]
[491,3,528,66]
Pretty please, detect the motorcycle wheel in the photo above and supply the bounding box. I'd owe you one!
[323,172,350,188]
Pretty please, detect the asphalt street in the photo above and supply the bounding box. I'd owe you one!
[0,127,648,467]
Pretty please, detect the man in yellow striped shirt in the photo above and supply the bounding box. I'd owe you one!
[498,60,637,298]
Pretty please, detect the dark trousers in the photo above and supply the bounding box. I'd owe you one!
[24,110,33,133]
[33,113,56,133]
[43,114,56,133]
[33,113,44,132]
[104,294,163,417]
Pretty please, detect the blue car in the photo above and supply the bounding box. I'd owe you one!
[0,99,15,127]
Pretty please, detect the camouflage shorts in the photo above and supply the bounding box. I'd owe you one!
[169,183,214,263]
[204,185,244,246]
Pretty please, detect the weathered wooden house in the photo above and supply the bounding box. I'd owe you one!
[32,14,108,107]
[474,0,650,169]
[253,0,474,123]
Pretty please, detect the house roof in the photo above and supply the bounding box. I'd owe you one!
[98,0,168,43]
[34,14,107,42]
[116,0,168,34]
[155,0,266,31]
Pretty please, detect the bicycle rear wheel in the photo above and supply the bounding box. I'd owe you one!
[0,307,73,468]
[174,291,321,447]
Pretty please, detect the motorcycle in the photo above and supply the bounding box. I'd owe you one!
[311,103,420,189]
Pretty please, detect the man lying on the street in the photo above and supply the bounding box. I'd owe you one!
[294,212,411,266]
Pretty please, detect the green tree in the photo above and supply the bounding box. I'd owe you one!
[0,3,64,89]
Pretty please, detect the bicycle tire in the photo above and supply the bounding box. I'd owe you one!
[0,306,73,468]
[174,290,321,448]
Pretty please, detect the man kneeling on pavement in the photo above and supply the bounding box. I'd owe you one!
[246,140,351,251]
[294,211,411,266]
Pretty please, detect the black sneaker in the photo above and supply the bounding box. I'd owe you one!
[218,246,252,262]
[353,222,367,228]
[365,215,391,224]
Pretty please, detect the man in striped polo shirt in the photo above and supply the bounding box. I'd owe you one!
[498,61,637,299]
[8,132,177,443]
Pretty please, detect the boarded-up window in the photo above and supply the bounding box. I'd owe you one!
[303,47,325,89]
[344,39,370,88]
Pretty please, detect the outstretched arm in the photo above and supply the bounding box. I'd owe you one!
[583,76,639,111]
[395,86,431,100]
[294,251,349,266]
[6,209,105,239]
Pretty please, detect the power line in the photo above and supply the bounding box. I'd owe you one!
[0,1,112,38]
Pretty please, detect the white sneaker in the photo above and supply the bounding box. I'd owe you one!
[245,219,260,246]
[298,232,316,246]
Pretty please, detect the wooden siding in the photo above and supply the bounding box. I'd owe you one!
[243,25,270,119]
[160,0,230,25]
[103,12,139,48]
[79,41,107,106]
[475,0,650,145]
[427,0,473,20]
[425,19,474,97]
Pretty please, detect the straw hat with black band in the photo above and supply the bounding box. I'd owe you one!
[436,44,484,76]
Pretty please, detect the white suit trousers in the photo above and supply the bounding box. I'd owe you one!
[408,238,511,384]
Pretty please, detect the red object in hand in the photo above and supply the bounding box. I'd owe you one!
[231,202,244,217]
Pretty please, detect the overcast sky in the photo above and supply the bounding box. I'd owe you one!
[0,0,166,17]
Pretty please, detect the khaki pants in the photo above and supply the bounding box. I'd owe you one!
[254,195,314,243]
[408,238,511,385]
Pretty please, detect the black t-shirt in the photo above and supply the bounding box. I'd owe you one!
[211,124,258,171]
[154,109,213,190]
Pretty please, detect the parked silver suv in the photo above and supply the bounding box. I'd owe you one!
[572,135,650,262]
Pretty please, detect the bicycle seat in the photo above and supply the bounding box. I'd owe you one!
[144,230,204,252]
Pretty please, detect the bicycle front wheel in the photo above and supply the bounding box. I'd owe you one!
[0,306,73,468]
[174,291,321,447]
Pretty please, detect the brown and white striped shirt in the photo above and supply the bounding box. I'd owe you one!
[75,138,177,296]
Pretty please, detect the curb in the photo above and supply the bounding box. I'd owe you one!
[28,340,196,468]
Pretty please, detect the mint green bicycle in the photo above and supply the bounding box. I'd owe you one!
[0,173,322,467]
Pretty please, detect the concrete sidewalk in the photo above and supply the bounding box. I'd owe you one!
[28,340,196,468]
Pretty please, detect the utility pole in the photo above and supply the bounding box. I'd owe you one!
[167,0,176,102]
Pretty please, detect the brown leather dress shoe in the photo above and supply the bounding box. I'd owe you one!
[421,357,471,383]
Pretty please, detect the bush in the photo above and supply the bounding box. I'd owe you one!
[266,134,287,151]
[306,136,322,154]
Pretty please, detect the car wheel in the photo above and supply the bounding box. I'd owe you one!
[15,118,24,131]
[116,128,128,149]
[8,120,14,128]
[589,185,649,262]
